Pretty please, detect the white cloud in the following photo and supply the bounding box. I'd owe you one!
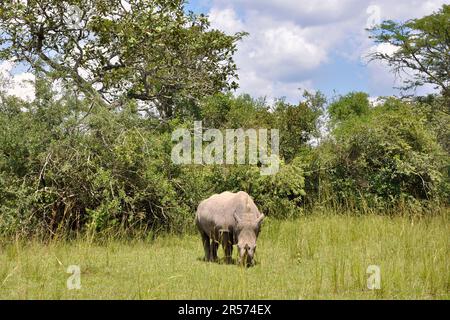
[0,61,35,101]
[209,7,330,102]
[120,0,132,12]
[208,7,245,34]
[221,0,366,26]
[238,69,313,103]
[208,0,447,101]
[360,42,400,96]
[372,43,399,57]
[372,0,445,20]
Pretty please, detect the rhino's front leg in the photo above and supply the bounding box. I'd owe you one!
[210,240,219,262]
[225,244,233,264]
[220,231,233,264]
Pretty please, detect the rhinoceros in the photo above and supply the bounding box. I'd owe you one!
[195,191,264,266]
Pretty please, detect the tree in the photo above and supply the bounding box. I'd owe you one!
[274,91,325,161]
[328,92,370,124]
[368,4,450,100]
[0,0,245,119]
[318,99,447,209]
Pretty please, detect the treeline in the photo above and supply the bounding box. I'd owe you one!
[0,1,449,237]
[0,84,448,237]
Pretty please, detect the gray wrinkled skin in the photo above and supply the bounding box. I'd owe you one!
[195,191,264,266]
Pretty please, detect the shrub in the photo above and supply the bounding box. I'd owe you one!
[309,98,448,211]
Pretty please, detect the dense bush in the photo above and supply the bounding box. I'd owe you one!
[328,92,370,124]
[0,85,197,236]
[0,88,310,236]
[306,97,448,211]
[0,82,448,237]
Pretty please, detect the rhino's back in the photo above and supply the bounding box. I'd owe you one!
[196,191,257,233]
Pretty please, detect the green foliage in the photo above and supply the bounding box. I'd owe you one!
[200,92,324,162]
[0,84,315,236]
[413,94,450,154]
[1,80,448,237]
[328,92,370,124]
[0,81,201,236]
[310,98,448,211]
[200,93,273,129]
[0,0,245,118]
[273,91,325,161]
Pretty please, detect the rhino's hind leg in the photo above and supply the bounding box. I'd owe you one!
[200,230,211,261]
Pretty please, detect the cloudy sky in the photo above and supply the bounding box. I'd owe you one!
[1,0,447,103]
[186,0,447,102]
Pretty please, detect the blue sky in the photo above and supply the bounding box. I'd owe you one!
[184,0,446,102]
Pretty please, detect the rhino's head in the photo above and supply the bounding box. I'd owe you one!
[234,212,264,267]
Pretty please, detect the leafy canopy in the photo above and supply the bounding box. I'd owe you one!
[0,0,246,119]
[368,4,450,99]
[328,92,370,124]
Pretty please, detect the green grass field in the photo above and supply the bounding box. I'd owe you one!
[0,211,448,299]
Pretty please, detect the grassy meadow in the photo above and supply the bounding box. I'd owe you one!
[0,210,448,300]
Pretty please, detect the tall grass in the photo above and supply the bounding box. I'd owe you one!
[0,209,448,299]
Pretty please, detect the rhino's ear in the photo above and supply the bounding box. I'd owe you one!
[234,211,242,224]
[256,214,265,226]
